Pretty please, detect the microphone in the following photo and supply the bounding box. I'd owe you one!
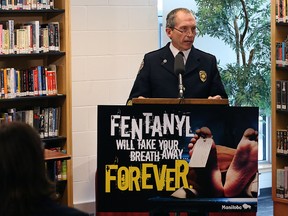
[174,52,185,98]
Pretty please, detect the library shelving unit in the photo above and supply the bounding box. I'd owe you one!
[0,0,72,206]
[271,0,288,215]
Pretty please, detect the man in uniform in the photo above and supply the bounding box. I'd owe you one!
[127,8,227,104]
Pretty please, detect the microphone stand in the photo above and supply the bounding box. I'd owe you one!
[178,73,185,98]
[174,52,185,99]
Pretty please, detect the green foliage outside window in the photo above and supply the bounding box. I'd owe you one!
[194,0,271,116]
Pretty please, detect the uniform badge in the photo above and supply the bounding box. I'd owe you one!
[138,60,144,74]
[199,70,207,82]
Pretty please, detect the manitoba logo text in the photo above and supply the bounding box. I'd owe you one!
[222,203,251,211]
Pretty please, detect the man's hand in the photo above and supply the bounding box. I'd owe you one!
[208,95,222,99]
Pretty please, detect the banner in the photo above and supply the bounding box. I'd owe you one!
[97,105,258,214]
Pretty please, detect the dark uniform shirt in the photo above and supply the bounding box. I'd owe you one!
[127,43,227,103]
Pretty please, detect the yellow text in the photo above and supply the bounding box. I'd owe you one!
[105,160,189,192]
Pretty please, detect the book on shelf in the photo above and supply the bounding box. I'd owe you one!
[277,0,288,23]
[26,109,34,127]
[61,149,67,180]
[33,67,39,96]
[0,65,58,98]
[282,80,287,110]
[7,108,16,122]
[40,23,49,53]
[45,147,68,182]
[7,68,12,98]
[48,107,54,137]
[21,69,28,96]
[276,80,287,110]
[0,68,7,98]
[33,106,41,130]
[47,22,60,51]
[53,22,60,51]
[26,20,40,53]
[21,24,34,53]
[28,68,34,96]
[46,65,57,96]
[275,80,288,111]
[277,168,285,198]
[49,147,61,180]
[0,20,14,54]
[0,23,2,54]
[1,68,11,98]
[43,107,49,137]
[277,167,288,199]
[0,19,60,55]
[41,22,60,52]
[43,107,60,138]
[47,22,55,51]
[39,107,45,138]
[276,42,286,66]
[49,107,61,137]
[285,166,288,199]
[6,20,14,54]
[0,112,9,123]
[16,69,21,97]
[54,106,60,137]
[277,129,288,154]
[32,65,46,96]
[40,66,47,95]
[2,28,9,54]
[0,106,61,138]
[0,0,54,10]
[15,28,29,54]
[36,66,42,96]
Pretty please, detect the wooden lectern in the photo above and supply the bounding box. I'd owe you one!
[131,98,229,105]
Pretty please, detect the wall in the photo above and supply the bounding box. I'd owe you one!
[70,0,158,204]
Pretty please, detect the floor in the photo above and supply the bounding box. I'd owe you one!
[257,188,273,216]
[76,188,273,216]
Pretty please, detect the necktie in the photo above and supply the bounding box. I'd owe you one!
[174,52,185,98]
[175,52,185,75]
[177,51,185,65]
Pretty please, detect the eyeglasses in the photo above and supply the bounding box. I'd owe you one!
[173,27,197,35]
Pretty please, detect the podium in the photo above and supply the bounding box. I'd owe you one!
[131,98,229,105]
[96,98,258,216]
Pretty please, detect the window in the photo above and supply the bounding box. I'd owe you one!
[157,0,271,163]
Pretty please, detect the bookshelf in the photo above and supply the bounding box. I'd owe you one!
[0,0,72,206]
[271,0,288,215]
[45,149,71,161]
